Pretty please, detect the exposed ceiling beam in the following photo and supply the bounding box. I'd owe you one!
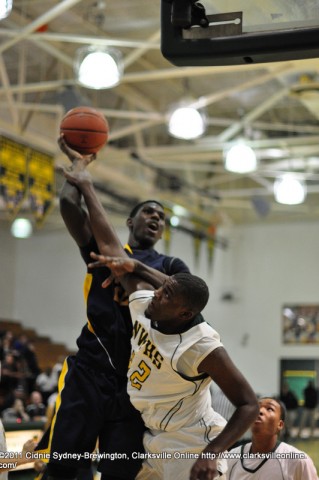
[0,28,160,49]
[123,30,161,69]
[0,0,83,54]
[0,54,18,127]
[217,87,291,142]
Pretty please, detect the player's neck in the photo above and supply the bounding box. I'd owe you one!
[250,435,278,454]
[152,319,191,335]
[128,239,155,250]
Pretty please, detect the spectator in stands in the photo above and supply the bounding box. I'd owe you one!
[0,353,24,394]
[297,380,318,438]
[26,391,47,422]
[1,398,30,422]
[14,336,41,393]
[50,355,64,386]
[36,367,58,405]
[0,331,15,358]
[280,382,299,440]
[0,330,13,361]
[12,334,29,354]
[1,385,27,413]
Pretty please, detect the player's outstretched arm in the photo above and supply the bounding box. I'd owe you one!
[89,253,169,289]
[63,166,127,259]
[62,165,157,295]
[189,347,258,480]
[58,136,94,247]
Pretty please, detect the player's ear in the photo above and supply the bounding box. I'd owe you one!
[277,419,284,434]
[179,309,193,322]
[126,217,133,231]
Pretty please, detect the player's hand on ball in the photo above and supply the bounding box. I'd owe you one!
[58,134,96,166]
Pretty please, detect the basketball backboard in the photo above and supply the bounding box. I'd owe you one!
[161,0,319,66]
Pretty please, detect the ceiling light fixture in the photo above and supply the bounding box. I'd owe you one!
[0,0,12,19]
[274,174,307,205]
[168,104,206,140]
[170,215,180,227]
[224,141,257,173]
[11,218,33,238]
[74,46,123,89]
[172,205,188,217]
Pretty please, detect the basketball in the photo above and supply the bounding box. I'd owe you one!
[60,106,109,154]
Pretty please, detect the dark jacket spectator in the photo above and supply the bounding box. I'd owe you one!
[26,391,47,422]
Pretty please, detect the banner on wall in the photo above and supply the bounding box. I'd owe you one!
[207,224,216,272]
[28,148,55,226]
[0,135,55,226]
[192,221,203,267]
[0,136,28,217]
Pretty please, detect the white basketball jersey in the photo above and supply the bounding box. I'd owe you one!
[128,290,224,432]
[226,441,318,479]
[0,420,8,480]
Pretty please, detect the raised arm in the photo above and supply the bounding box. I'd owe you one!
[189,347,258,479]
[88,253,169,290]
[62,161,167,295]
[58,137,94,247]
[60,179,92,246]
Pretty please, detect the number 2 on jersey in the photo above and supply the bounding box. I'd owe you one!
[130,360,151,390]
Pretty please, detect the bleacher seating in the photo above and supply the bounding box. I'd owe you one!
[0,319,75,371]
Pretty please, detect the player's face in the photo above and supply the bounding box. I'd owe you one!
[145,277,191,332]
[128,203,165,247]
[251,398,283,436]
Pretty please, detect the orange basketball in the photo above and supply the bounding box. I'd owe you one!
[60,106,109,154]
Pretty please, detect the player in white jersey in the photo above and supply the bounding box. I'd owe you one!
[226,397,318,479]
[0,420,7,480]
[0,419,37,477]
[127,288,231,480]
[62,161,259,480]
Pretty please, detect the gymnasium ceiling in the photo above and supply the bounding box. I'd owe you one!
[2,0,319,237]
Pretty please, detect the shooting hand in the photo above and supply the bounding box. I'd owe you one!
[58,134,96,165]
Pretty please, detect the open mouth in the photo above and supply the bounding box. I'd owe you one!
[147,221,159,233]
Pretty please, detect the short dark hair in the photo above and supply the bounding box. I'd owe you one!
[173,272,209,314]
[275,398,286,422]
[129,200,164,218]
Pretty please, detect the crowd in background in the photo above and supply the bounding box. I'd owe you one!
[280,380,319,440]
[0,328,62,424]
[211,380,319,445]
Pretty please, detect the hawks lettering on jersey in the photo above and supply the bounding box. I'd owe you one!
[131,320,164,370]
